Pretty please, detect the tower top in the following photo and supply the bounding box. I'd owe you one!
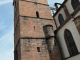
[13,0,49,6]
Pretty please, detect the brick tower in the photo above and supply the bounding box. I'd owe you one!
[13,0,62,60]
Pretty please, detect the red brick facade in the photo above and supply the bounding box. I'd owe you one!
[14,0,62,60]
[74,16,80,34]
[63,5,69,18]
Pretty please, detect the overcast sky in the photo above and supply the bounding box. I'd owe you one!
[0,0,64,60]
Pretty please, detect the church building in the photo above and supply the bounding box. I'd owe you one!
[53,0,80,60]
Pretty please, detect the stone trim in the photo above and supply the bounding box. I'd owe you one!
[20,36,55,39]
[14,36,55,49]
[19,15,54,20]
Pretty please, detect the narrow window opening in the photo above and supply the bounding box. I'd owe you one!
[54,40,57,46]
[34,26,35,30]
[28,39,30,42]
[36,11,39,18]
[49,50,51,53]
[37,47,40,52]
[35,3,37,5]
[15,1,16,6]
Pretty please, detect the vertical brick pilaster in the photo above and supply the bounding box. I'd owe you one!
[74,16,80,34]
[63,5,69,18]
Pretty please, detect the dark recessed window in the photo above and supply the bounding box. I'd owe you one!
[64,29,78,56]
[28,39,30,42]
[59,14,64,25]
[71,0,80,10]
[35,3,37,5]
[37,47,40,52]
[54,40,57,46]
[49,50,51,53]
[15,1,16,6]
[36,11,39,18]
[34,26,35,30]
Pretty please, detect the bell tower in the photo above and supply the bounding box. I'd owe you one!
[13,0,62,60]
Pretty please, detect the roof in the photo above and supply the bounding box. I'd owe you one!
[53,0,68,17]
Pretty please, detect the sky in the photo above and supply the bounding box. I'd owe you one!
[0,0,64,60]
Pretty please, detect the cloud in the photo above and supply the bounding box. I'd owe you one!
[0,12,14,60]
[0,26,14,60]
[0,20,6,31]
[0,0,13,5]
[0,49,14,60]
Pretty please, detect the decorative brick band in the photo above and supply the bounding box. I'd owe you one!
[14,36,55,50]
[19,15,54,20]
[20,36,55,39]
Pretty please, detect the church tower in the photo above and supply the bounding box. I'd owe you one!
[13,0,62,60]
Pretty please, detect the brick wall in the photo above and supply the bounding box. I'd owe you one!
[20,39,50,60]
[19,0,48,5]
[19,17,56,38]
[19,1,53,19]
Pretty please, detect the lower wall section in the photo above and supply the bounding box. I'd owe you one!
[20,39,50,60]
[14,38,62,60]
[66,54,80,60]
[46,37,62,60]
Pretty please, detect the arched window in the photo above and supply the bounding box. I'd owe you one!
[64,29,78,56]
[36,11,39,18]
[71,0,80,10]
[59,14,64,25]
